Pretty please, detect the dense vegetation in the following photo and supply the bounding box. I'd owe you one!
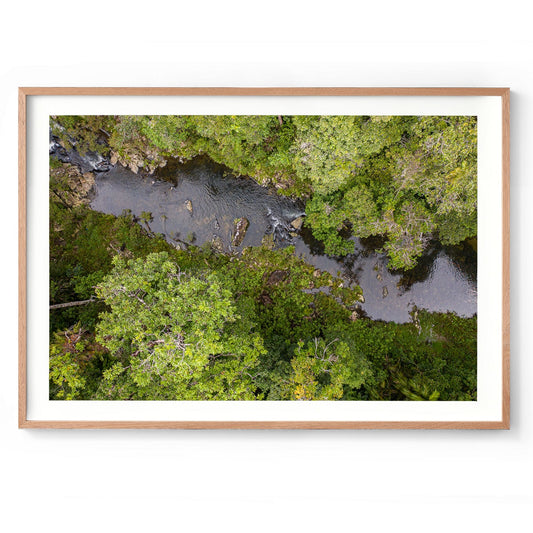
[49,115,477,401]
[53,114,476,269]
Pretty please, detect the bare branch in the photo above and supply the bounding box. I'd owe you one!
[50,298,98,310]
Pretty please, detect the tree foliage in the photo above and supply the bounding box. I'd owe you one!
[49,114,477,401]
[49,203,476,401]
[288,338,369,400]
[94,252,265,400]
[54,114,476,269]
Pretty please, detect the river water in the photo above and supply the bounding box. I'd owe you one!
[90,157,477,323]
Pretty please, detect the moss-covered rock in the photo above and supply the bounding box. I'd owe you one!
[50,163,95,207]
[232,217,249,246]
[211,235,225,253]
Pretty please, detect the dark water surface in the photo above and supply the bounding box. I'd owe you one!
[90,159,477,323]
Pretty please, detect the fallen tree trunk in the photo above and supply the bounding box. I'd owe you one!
[49,298,98,310]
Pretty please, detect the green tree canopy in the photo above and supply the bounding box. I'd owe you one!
[94,252,266,400]
[53,114,477,269]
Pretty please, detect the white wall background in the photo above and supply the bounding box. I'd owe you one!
[0,1,530,531]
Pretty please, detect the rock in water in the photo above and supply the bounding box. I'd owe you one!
[232,217,249,247]
[211,235,224,253]
[382,286,388,298]
[290,216,304,230]
[185,200,193,214]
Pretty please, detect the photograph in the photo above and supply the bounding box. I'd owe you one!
[4,3,529,530]
[48,113,478,402]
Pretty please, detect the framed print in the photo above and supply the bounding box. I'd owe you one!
[19,87,510,429]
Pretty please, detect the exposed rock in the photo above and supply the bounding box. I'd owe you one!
[110,142,167,175]
[290,216,304,230]
[80,173,95,194]
[376,272,382,281]
[185,200,193,214]
[50,163,95,207]
[211,235,225,253]
[231,217,249,247]
[313,269,321,278]
[350,310,359,322]
[289,232,298,238]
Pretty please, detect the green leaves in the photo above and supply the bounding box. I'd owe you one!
[49,213,476,402]
[381,200,435,270]
[49,324,109,400]
[53,114,477,270]
[300,115,477,269]
[94,252,265,400]
[287,338,369,400]
[49,114,478,402]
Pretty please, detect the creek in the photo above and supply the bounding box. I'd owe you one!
[90,157,477,323]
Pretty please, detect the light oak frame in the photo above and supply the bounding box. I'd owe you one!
[18,87,510,429]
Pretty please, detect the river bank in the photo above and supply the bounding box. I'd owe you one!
[49,123,478,402]
[89,156,477,323]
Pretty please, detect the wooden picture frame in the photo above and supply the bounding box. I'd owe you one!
[19,87,510,429]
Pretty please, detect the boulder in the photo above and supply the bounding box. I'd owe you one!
[231,217,249,247]
[185,200,193,214]
[290,216,304,230]
[211,235,225,253]
[50,163,95,207]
